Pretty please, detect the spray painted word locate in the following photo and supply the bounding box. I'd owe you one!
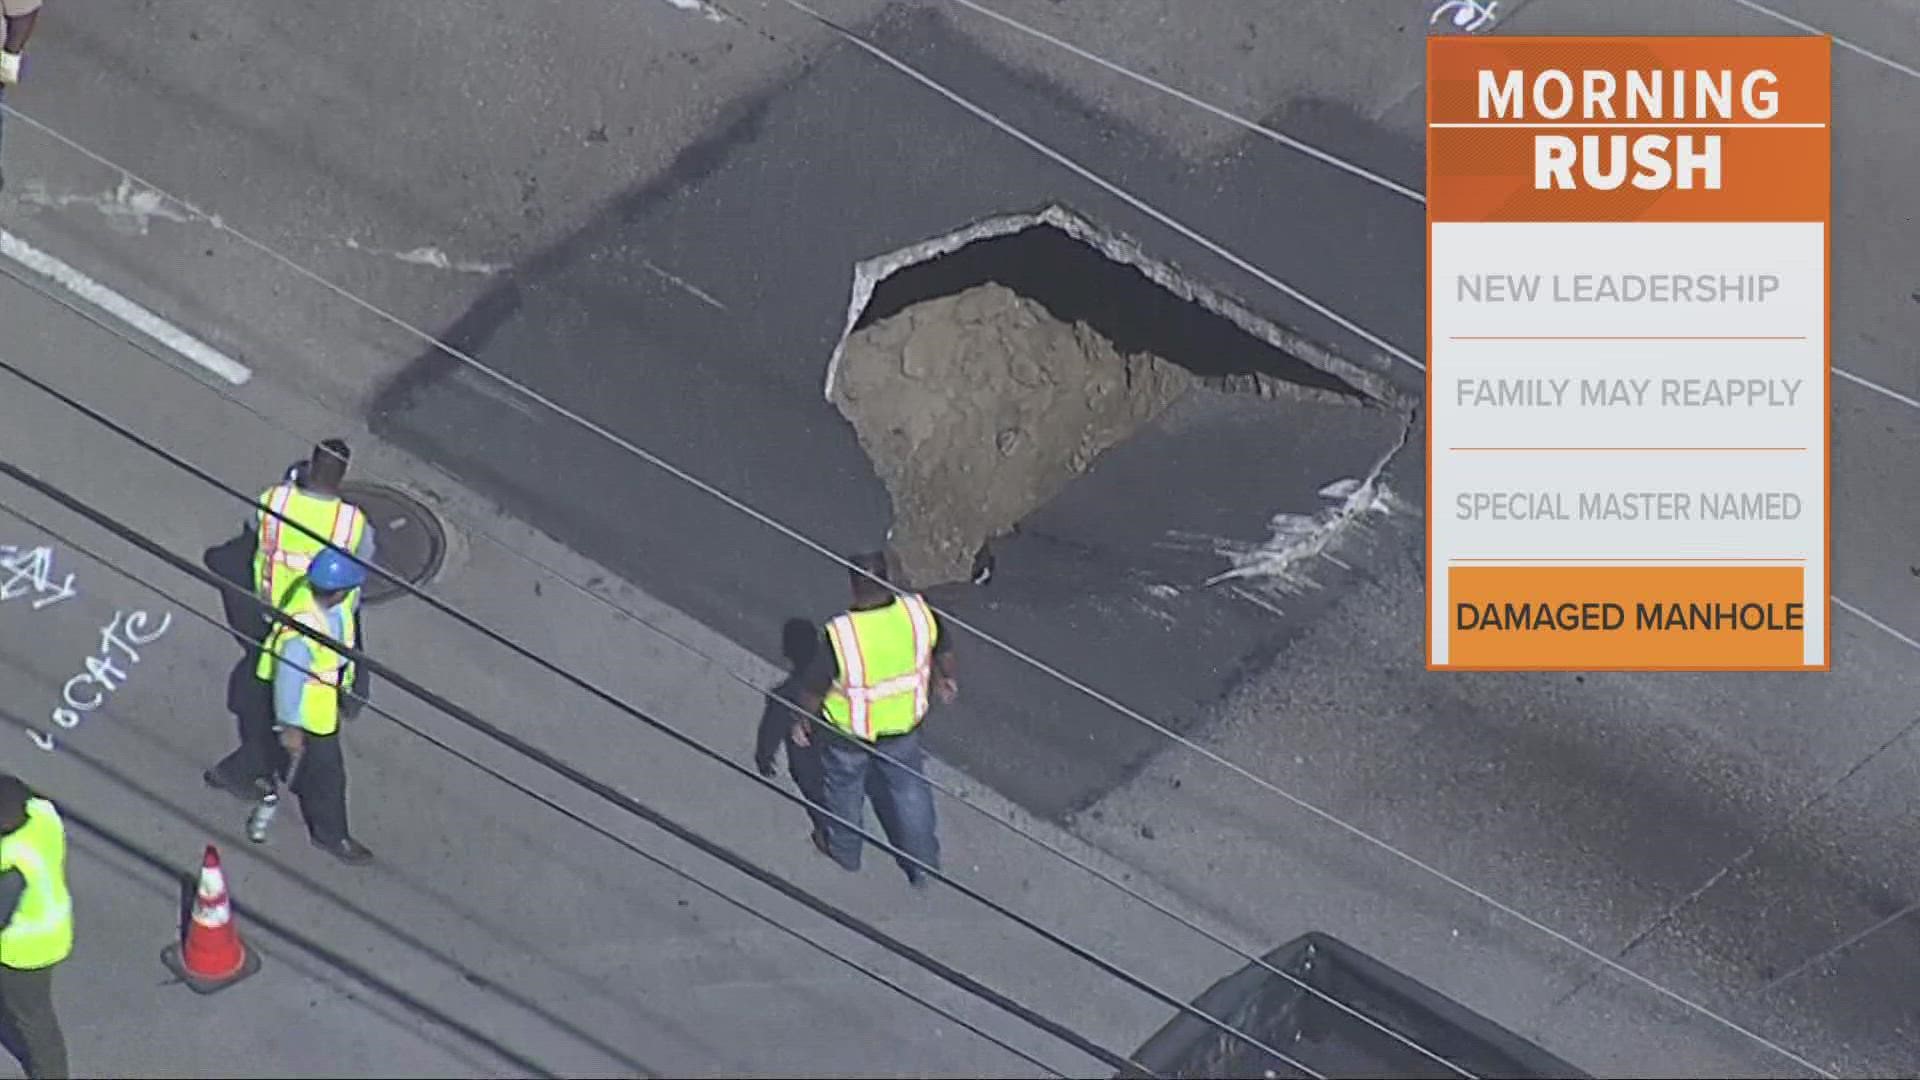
[0,544,77,610]
[27,607,173,751]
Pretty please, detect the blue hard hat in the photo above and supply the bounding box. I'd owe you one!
[308,548,368,592]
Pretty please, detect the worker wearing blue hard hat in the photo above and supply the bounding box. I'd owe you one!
[209,544,374,864]
[255,546,372,862]
[306,547,368,591]
[210,441,376,810]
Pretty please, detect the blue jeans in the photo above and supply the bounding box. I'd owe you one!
[819,726,939,880]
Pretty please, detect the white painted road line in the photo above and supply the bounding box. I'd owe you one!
[0,228,253,386]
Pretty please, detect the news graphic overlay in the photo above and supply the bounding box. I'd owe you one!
[1426,37,1831,671]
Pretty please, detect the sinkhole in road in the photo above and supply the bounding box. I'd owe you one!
[825,206,1386,590]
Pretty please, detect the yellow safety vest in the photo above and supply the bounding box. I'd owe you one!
[253,483,368,611]
[0,799,74,971]
[255,587,352,736]
[822,594,937,741]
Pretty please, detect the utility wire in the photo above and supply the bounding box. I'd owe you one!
[0,472,1145,1076]
[0,78,1850,1076]
[0,342,1313,1074]
[0,270,1476,1080]
[0,497,1068,1079]
[0,455,1319,1079]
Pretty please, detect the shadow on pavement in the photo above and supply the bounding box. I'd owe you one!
[756,617,829,841]
[0,704,659,1079]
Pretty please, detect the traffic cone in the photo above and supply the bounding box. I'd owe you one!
[161,844,262,994]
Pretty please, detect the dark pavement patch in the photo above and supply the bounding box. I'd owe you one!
[369,5,1420,819]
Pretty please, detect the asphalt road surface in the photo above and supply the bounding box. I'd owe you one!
[2,0,1918,1076]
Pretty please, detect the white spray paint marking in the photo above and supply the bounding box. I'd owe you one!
[343,237,510,276]
[1430,0,1500,32]
[1199,417,1414,598]
[662,0,730,22]
[0,229,253,386]
[639,259,727,310]
[16,176,192,236]
[1229,585,1287,618]
[29,607,172,751]
[1205,476,1395,591]
[18,180,510,279]
[0,544,78,610]
[453,365,541,419]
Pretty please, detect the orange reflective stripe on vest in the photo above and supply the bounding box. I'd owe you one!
[824,594,935,740]
[259,486,361,574]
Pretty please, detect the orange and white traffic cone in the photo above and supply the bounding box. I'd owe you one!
[161,844,262,994]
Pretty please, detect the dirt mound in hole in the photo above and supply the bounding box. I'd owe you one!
[831,282,1194,588]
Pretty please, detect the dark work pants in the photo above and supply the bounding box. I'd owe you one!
[212,599,363,816]
[0,963,69,1079]
[819,727,939,880]
[291,731,351,846]
[209,671,284,794]
[786,735,833,840]
[210,676,350,844]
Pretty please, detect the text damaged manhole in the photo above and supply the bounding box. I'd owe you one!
[340,481,446,605]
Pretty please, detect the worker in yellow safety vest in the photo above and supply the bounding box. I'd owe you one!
[794,551,956,887]
[251,438,375,616]
[0,773,72,1079]
[246,547,373,864]
[208,440,377,807]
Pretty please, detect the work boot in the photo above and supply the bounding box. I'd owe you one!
[312,836,374,865]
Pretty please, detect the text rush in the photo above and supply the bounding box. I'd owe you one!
[1536,133,1720,191]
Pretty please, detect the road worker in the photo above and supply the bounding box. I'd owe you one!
[251,547,372,864]
[793,551,956,887]
[0,773,71,1079]
[207,441,375,804]
[252,438,375,616]
[0,0,44,194]
[207,548,369,862]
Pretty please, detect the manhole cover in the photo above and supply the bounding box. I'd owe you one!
[340,482,447,605]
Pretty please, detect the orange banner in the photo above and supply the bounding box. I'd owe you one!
[1446,565,1806,669]
[1427,37,1831,222]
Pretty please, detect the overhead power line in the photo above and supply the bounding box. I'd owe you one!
[0,495,1070,1078]
[0,341,1319,1075]
[0,453,1319,1078]
[0,31,1837,1068]
[0,275,1476,1080]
